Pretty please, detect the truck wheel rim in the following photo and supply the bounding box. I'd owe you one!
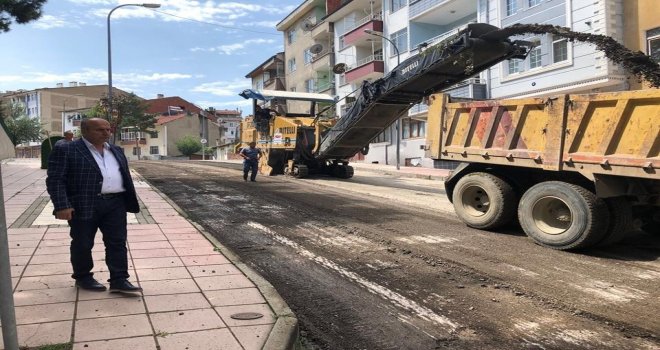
[461,185,490,217]
[532,196,572,235]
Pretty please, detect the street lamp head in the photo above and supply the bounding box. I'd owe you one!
[141,3,161,8]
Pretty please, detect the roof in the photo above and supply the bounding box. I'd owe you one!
[239,89,336,103]
[155,114,186,125]
[146,96,202,114]
[244,52,284,78]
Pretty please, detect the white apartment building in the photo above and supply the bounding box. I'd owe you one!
[482,0,627,98]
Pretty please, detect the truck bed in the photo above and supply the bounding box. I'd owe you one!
[426,90,660,180]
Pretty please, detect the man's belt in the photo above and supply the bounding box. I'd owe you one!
[97,192,125,199]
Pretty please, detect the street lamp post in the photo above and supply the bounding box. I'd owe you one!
[134,126,141,160]
[107,3,161,122]
[364,29,401,170]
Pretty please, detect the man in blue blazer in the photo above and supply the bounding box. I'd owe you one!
[46,118,141,292]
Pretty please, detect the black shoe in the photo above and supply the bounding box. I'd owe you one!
[243,177,248,182]
[75,278,107,291]
[250,179,256,182]
[109,280,142,293]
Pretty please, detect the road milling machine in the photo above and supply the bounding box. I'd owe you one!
[238,23,533,179]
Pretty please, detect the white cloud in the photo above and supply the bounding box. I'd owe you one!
[192,79,251,97]
[32,15,75,30]
[66,0,111,4]
[191,38,276,55]
[0,69,192,89]
[87,1,295,25]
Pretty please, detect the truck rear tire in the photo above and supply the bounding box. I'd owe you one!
[598,197,634,246]
[518,181,609,250]
[452,172,517,230]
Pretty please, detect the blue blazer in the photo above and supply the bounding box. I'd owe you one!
[46,138,140,220]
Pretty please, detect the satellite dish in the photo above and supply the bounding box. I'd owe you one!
[301,20,314,31]
[310,43,323,54]
[332,63,347,74]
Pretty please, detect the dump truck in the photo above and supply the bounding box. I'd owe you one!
[426,90,660,250]
[238,23,533,179]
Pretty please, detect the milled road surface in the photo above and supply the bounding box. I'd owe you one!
[132,160,660,350]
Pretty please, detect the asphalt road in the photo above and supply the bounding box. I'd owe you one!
[132,160,660,350]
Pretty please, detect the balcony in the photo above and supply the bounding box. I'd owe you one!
[409,0,475,25]
[120,131,147,145]
[311,51,332,71]
[345,54,384,83]
[342,13,383,47]
[312,21,333,40]
[264,76,285,90]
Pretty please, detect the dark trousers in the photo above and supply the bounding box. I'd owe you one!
[243,160,258,181]
[69,195,129,283]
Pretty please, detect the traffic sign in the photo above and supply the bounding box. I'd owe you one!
[200,138,207,144]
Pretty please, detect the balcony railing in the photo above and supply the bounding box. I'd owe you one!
[343,12,382,36]
[349,54,383,70]
[120,131,145,141]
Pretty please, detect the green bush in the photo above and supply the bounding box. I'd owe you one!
[175,135,202,157]
[41,136,63,169]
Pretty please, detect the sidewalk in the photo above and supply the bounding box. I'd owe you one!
[0,159,297,350]
[348,162,451,180]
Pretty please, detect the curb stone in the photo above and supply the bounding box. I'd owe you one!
[132,170,299,350]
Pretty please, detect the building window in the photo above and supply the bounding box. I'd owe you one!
[390,28,408,55]
[402,118,425,139]
[290,87,297,92]
[647,27,660,63]
[287,29,296,45]
[528,0,542,7]
[529,41,542,69]
[304,48,313,65]
[506,0,518,16]
[552,37,568,63]
[132,147,139,156]
[305,79,316,93]
[150,131,159,138]
[508,59,522,74]
[288,58,296,72]
[373,128,390,143]
[150,146,159,154]
[391,0,406,13]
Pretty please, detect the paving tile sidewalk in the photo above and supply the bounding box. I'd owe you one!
[1,159,297,350]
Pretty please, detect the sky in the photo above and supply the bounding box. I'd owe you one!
[0,0,301,111]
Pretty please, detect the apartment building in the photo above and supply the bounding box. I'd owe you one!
[245,52,286,91]
[623,0,660,90]
[276,0,334,96]
[117,94,219,160]
[482,0,627,98]
[330,0,384,117]
[1,83,120,138]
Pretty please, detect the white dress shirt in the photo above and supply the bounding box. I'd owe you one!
[82,137,126,194]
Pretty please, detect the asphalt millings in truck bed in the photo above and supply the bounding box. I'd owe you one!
[499,24,660,87]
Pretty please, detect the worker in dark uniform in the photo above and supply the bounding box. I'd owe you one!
[240,141,262,182]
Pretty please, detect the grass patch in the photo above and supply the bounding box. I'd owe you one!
[20,343,72,350]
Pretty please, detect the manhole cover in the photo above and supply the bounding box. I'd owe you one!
[230,312,264,320]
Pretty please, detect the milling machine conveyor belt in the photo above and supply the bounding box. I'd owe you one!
[315,23,532,161]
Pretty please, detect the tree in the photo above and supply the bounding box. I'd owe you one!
[0,0,48,33]
[88,92,157,143]
[0,101,42,145]
[175,135,202,157]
